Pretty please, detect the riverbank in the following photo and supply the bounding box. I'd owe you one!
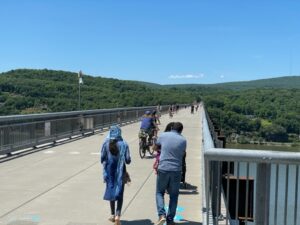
[229,140,300,147]
[227,143,300,152]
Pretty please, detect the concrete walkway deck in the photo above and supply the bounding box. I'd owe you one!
[0,108,203,225]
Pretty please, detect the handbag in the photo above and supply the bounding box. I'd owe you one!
[123,171,131,184]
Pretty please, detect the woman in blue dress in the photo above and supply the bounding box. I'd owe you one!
[101,126,131,225]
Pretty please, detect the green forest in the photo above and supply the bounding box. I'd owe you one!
[204,89,300,144]
[0,69,299,144]
[0,69,194,114]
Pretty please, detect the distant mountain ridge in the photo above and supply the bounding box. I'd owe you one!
[0,69,299,115]
[0,69,193,115]
[164,76,300,90]
[208,76,300,90]
[0,69,299,145]
[1,69,299,89]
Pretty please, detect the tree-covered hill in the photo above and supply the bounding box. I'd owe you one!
[209,76,300,90]
[165,75,300,143]
[204,88,300,142]
[0,69,299,143]
[0,69,195,115]
[165,76,300,90]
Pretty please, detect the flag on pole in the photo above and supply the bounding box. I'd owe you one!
[78,70,83,84]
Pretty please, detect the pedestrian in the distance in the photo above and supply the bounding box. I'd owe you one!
[154,122,187,225]
[101,125,131,225]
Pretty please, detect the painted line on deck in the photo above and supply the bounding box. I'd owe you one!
[69,151,80,155]
[44,150,55,154]
[0,161,98,219]
[122,169,154,216]
[90,152,100,155]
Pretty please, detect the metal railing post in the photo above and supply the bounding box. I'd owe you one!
[211,161,221,223]
[255,163,271,225]
[204,158,210,225]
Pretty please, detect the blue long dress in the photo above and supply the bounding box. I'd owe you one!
[101,139,131,201]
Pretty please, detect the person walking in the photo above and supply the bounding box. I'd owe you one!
[101,125,131,225]
[191,104,194,114]
[168,105,173,118]
[153,122,175,174]
[156,105,162,125]
[154,122,187,225]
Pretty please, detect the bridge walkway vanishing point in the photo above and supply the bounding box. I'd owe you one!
[0,108,203,225]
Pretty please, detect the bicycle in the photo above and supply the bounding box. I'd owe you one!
[138,129,155,159]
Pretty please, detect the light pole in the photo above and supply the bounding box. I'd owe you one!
[78,70,83,110]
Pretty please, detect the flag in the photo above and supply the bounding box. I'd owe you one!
[78,70,83,84]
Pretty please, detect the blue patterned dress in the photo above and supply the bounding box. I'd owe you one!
[101,139,131,201]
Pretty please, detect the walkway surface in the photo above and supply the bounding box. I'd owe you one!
[0,108,203,225]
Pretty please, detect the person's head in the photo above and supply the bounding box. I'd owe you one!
[164,122,175,132]
[173,122,183,134]
[145,110,151,116]
[108,125,122,155]
[109,125,122,140]
[152,110,156,116]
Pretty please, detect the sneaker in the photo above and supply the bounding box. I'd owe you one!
[108,215,115,223]
[115,219,121,225]
[156,215,166,225]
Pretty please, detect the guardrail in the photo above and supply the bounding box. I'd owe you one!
[0,105,171,155]
[202,107,300,225]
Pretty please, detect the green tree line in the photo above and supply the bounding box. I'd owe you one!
[204,88,300,143]
[0,69,194,114]
[0,69,299,143]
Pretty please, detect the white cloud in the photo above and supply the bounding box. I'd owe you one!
[168,74,204,79]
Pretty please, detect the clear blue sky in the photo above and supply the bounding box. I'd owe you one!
[1,0,300,84]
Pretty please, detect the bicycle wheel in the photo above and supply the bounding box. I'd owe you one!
[148,136,156,155]
[139,138,146,159]
[148,145,154,155]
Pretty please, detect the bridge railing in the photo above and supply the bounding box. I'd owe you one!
[202,107,300,225]
[0,105,170,155]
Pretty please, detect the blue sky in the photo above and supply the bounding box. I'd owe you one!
[1,0,300,84]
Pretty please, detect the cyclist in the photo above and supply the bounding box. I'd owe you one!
[140,110,158,145]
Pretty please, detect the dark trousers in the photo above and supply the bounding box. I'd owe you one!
[110,184,124,216]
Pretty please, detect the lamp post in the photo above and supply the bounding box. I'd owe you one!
[78,70,83,110]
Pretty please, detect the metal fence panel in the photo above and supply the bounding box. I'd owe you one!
[0,105,175,155]
[202,107,300,225]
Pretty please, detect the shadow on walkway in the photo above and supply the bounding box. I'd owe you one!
[179,182,199,195]
[179,189,199,195]
[121,219,154,225]
[121,219,202,225]
[179,220,203,225]
[144,155,156,159]
[180,182,198,190]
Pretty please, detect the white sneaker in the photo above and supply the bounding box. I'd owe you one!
[156,216,166,225]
